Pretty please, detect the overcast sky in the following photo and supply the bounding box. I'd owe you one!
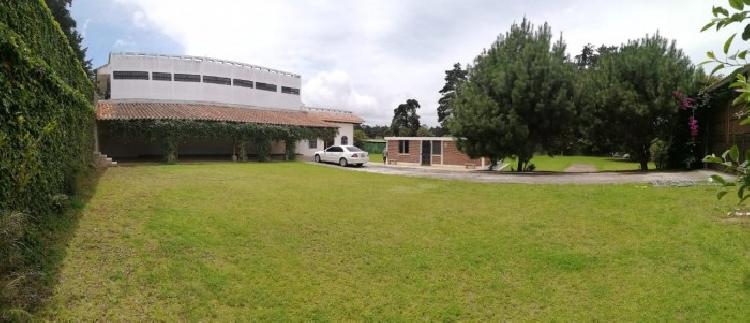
[72,0,731,126]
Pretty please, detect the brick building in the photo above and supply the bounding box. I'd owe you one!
[384,137,487,167]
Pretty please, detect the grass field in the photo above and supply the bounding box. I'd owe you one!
[369,152,652,171]
[42,163,750,320]
[369,153,383,163]
[503,155,656,171]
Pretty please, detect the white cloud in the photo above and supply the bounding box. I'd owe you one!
[110,0,729,125]
[113,38,136,49]
[131,11,148,29]
[78,18,91,38]
[303,70,385,123]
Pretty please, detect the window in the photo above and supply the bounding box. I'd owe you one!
[113,71,149,80]
[340,136,349,145]
[308,140,317,149]
[281,86,300,95]
[203,75,231,85]
[345,146,363,152]
[174,74,201,82]
[326,147,343,152]
[399,140,410,154]
[432,140,442,155]
[233,78,254,88]
[152,72,172,81]
[256,82,277,92]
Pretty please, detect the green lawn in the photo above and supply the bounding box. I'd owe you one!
[503,155,656,171]
[42,163,750,320]
[369,152,383,163]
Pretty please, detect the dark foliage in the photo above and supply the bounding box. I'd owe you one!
[437,63,467,128]
[0,0,95,316]
[390,99,421,136]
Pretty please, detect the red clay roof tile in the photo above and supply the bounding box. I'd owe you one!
[96,101,363,127]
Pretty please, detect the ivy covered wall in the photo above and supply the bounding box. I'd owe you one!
[0,0,95,315]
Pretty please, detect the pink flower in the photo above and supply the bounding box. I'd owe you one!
[688,116,699,140]
[673,91,696,110]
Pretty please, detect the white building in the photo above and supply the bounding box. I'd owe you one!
[94,53,362,160]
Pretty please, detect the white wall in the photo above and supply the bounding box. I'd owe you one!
[295,138,324,157]
[332,123,354,146]
[97,53,303,109]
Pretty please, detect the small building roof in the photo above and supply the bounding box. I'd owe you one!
[96,100,362,128]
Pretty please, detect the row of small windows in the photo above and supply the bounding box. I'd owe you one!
[111,71,300,95]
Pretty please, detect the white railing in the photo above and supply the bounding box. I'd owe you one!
[111,52,301,79]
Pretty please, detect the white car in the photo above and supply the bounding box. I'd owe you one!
[314,145,369,167]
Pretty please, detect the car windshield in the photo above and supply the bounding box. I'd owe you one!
[345,147,364,152]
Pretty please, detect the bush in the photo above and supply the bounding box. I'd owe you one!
[650,139,669,170]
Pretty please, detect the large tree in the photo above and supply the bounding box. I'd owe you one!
[45,0,93,79]
[450,18,576,171]
[437,63,468,128]
[587,34,696,170]
[390,99,421,136]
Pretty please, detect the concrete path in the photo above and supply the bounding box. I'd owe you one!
[311,162,728,185]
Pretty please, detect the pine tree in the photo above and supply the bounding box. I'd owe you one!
[587,34,696,170]
[437,63,467,128]
[450,18,576,171]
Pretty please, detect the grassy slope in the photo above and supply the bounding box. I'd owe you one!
[43,163,750,320]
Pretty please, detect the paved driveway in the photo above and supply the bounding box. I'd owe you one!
[312,163,727,185]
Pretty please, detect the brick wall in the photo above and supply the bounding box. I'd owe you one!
[442,141,482,166]
[431,155,441,165]
[386,140,420,164]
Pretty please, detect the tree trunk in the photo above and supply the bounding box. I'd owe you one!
[517,159,524,172]
[639,159,648,171]
[639,145,649,171]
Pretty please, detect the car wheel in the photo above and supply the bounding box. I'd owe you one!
[314,155,321,163]
[339,158,348,167]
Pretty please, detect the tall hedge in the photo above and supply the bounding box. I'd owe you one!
[0,0,95,315]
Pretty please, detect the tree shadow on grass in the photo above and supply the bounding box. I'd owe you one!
[2,166,105,321]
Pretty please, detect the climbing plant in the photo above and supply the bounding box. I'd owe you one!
[0,0,95,316]
[99,120,337,163]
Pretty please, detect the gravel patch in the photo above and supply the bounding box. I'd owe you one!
[311,162,728,185]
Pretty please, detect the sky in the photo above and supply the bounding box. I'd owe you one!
[71,0,731,126]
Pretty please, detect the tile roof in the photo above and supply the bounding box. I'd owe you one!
[96,101,363,127]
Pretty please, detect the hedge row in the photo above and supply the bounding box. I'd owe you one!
[0,0,95,315]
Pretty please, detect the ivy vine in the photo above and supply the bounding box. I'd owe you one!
[99,119,338,163]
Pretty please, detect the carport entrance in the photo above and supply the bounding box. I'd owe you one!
[421,141,431,166]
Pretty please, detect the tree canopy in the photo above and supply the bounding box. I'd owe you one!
[585,34,697,170]
[450,18,576,171]
[437,63,467,128]
[390,99,421,136]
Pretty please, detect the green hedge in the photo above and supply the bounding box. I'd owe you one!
[0,0,95,316]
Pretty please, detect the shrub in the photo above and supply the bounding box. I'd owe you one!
[650,139,669,170]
